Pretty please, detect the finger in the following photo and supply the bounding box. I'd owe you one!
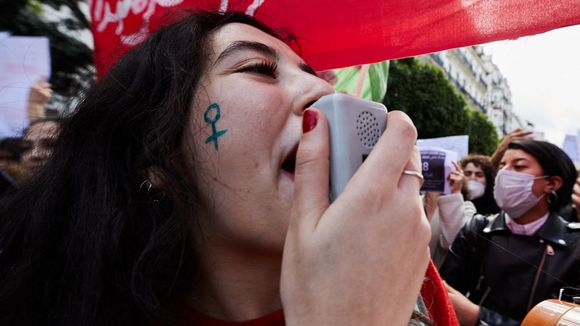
[291,108,330,234]
[452,161,462,172]
[572,193,580,208]
[513,130,533,138]
[352,111,417,192]
[398,146,423,191]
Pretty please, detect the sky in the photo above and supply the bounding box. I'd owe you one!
[483,24,580,147]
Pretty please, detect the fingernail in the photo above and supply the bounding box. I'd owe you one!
[302,109,318,133]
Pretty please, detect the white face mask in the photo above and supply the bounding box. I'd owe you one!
[493,170,546,219]
[466,180,485,200]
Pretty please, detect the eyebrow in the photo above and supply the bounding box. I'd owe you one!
[215,40,318,77]
[216,41,278,64]
[500,157,529,166]
[512,158,529,164]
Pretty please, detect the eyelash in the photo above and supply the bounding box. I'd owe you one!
[237,61,278,78]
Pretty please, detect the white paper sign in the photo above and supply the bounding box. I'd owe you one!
[0,36,51,138]
[418,146,459,194]
[417,135,469,160]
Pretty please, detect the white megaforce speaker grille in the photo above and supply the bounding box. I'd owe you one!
[356,111,381,148]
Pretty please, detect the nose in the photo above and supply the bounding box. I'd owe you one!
[291,70,335,116]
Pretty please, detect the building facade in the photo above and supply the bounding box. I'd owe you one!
[421,46,529,137]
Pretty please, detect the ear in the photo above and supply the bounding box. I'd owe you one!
[147,166,167,189]
[544,175,563,193]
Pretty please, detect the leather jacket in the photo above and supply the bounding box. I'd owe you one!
[440,212,580,326]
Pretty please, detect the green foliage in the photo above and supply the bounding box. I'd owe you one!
[466,110,499,155]
[383,58,498,155]
[0,0,94,107]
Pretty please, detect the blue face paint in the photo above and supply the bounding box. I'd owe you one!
[204,103,228,151]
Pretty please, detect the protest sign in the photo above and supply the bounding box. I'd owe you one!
[419,146,459,194]
[0,36,50,138]
[417,135,469,160]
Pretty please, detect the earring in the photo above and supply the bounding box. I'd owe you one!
[547,190,558,205]
[139,179,153,194]
[139,179,166,203]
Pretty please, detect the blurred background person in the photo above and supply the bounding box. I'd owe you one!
[425,161,476,268]
[460,154,500,215]
[0,137,26,195]
[21,118,61,176]
[560,175,580,222]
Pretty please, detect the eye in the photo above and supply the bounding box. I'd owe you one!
[236,61,278,78]
[514,165,528,171]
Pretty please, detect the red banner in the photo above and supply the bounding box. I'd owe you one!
[90,0,580,78]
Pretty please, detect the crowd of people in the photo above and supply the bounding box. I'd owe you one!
[0,10,579,326]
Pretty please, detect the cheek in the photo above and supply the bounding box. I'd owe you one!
[477,176,487,187]
[532,181,547,197]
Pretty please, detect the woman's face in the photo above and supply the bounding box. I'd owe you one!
[463,162,487,187]
[21,121,59,174]
[187,23,334,252]
[500,149,547,197]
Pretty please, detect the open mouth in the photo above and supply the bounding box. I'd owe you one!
[281,144,298,176]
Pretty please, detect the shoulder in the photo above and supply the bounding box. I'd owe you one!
[555,216,580,246]
[565,221,580,245]
[567,222,580,231]
[465,213,496,232]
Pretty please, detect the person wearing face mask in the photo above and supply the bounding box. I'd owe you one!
[460,154,500,215]
[425,162,477,268]
[440,140,580,326]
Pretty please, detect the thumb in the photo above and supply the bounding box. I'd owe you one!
[291,108,330,234]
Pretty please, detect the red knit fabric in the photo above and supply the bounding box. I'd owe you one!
[421,260,459,326]
[179,308,285,326]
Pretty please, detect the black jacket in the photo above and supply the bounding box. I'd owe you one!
[440,212,580,326]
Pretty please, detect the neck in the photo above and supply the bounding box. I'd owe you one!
[191,238,283,322]
[513,197,550,225]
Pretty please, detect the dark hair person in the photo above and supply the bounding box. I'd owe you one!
[0,138,25,193]
[441,140,580,326]
[20,118,62,175]
[0,11,454,326]
[459,154,500,215]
